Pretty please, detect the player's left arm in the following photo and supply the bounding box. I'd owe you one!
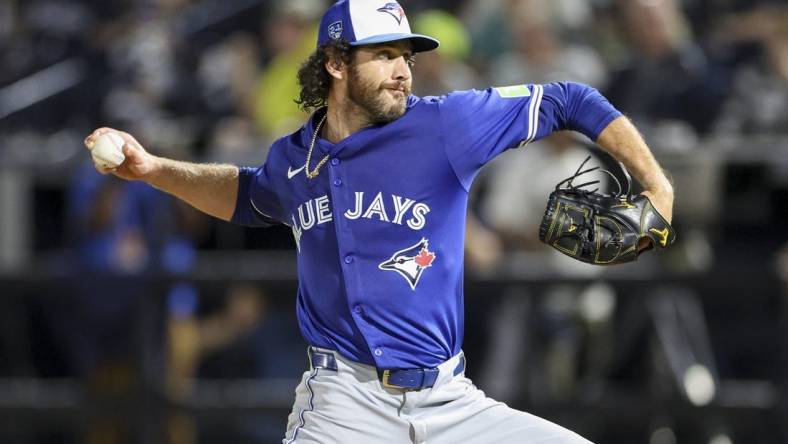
[595,116,674,222]
[537,82,674,222]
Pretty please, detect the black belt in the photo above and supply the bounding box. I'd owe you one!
[308,347,465,390]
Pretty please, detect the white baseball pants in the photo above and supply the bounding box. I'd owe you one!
[282,347,594,444]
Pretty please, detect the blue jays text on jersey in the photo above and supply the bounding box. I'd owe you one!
[288,191,431,252]
[233,82,622,370]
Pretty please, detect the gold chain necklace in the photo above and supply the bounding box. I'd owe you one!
[305,114,330,179]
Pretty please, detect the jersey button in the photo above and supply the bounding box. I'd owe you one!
[333,178,342,186]
[330,158,340,166]
[344,255,354,264]
[353,305,363,315]
[374,348,383,357]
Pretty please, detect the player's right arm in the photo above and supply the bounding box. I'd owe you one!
[84,127,239,222]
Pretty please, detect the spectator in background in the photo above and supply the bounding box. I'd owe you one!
[168,282,305,443]
[41,152,208,443]
[486,0,608,88]
[60,162,303,443]
[410,9,480,96]
[199,32,268,164]
[253,0,323,141]
[709,4,788,136]
[168,283,305,397]
[201,0,325,165]
[604,0,727,142]
[461,0,600,76]
[56,163,207,380]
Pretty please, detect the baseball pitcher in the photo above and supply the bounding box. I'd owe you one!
[84,1,675,442]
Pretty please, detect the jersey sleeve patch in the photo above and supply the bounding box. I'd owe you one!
[494,84,532,98]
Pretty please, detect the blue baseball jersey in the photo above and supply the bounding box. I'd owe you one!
[233,82,622,369]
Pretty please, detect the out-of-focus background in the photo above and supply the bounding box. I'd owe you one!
[0,0,787,442]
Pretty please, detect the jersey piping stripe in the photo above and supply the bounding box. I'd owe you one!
[285,368,319,444]
[250,198,289,226]
[523,84,544,145]
[250,198,273,219]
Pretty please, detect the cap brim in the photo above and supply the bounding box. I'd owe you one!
[350,33,440,53]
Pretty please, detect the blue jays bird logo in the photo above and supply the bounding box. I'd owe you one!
[379,238,436,290]
[377,2,406,24]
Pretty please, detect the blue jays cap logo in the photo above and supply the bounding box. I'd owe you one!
[379,238,436,290]
[328,20,343,40]
[377,2,406,25]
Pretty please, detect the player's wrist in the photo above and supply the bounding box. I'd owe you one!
[143,155,170,187]
[641,188,674,223]
[643,175,674,200]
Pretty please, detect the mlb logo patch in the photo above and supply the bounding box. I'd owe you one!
[328,21,343,40]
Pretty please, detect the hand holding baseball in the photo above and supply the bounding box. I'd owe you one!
[84,128,158,181]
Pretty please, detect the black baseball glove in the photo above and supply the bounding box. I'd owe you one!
[539,156,676,265]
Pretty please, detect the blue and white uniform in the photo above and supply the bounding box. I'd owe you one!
[233,82,620,443]
[234,82,620,368]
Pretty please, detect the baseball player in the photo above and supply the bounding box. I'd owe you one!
[84,1,674,443]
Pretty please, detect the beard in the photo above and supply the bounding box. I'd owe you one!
[347,64,410,124]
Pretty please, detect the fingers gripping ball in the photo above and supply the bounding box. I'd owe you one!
[539,156,676,265]
[91,132,126,169]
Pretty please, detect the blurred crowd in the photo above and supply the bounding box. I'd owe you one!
[1,0,788,443]
[2,0,787,161]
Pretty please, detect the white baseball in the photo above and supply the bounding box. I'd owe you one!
[91,132,126,169]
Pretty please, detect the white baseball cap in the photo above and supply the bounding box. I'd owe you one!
[317,0,440,53]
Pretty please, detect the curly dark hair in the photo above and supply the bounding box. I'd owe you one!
[295,39,355,111]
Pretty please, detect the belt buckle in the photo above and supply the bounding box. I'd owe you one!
[381,369,399,389]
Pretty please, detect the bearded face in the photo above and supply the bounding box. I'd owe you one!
[344,44,413,124]
[347,63,411,124]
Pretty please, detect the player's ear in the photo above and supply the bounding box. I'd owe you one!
[324,58,345,80]
[324,48,346,80]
